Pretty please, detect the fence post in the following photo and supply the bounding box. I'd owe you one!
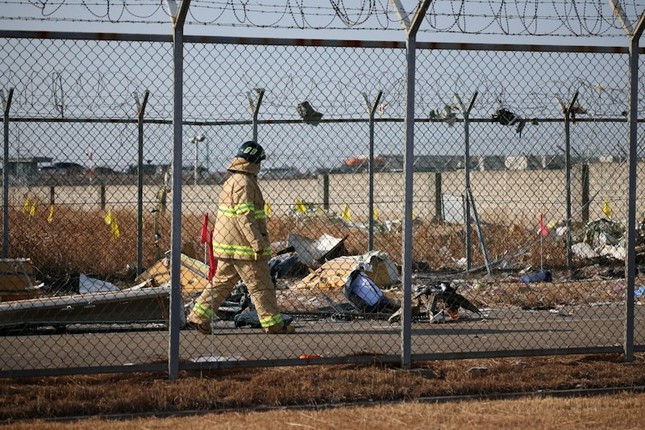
[2,88,13,258]
[135,90,150,276]
[434,172,442,220]
[455,92,478,272]
[562,91,579,271]
[99,184,106,210]
[362,90,383,252]
[581,163,589,224]
[166,0,192,380]
[248,88,265,142]
[390,0,433,370]
[321,171,330,211]
[623,18,643,364]
[611,2,644,362]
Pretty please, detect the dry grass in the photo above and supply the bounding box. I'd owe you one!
[8,207,569,286]
[4,393,645,430]
[1,354,644,422]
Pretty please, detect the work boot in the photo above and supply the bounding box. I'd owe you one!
[265,322,296,334]
[187,315,212,335]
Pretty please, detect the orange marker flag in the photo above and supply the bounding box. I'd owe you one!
[207,228,217,281]
[539,214,549,237]
[200,212,209,245]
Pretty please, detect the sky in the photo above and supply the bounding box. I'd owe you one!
[1,1,643,172]
[1,1,643,45]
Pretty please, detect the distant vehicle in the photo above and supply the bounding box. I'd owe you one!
[126,164,170,175]
[93,166,120,175]
[344,155,385,168]
[258,167,303,180]
[40,162,86,175]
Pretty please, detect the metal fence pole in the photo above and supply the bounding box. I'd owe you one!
[2,88,13,258]
[391,0,433,370]
[167,0,191,381]
[135,90,150,276]
[456,92,478,272]
[624,13,644,363]
[581,163,590,224]
[363,90,383,252]
[322,171,329,211]
[609,0,644,361]
[250,89,265,142]
[563,91,579,271]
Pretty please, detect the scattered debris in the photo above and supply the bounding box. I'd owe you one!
[0,285,172,330]
[299,353,322,360]
[343,270,399,314]
[297,101,323,126]
[190,355,244,363]
[287,233,346,269]
[572,218,626,260]
[520,270,552,283]
[79,274,119,294]
[0,258,43,302]
[467,366,489,375]
[135,253,210,299]
[388,282,480,324]
[293,251,399,291]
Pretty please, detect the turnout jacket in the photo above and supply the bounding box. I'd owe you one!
[212,157,271,260]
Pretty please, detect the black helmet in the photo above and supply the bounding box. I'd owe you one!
[236,141,266,164]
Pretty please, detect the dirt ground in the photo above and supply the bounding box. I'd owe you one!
[1,353,644,425]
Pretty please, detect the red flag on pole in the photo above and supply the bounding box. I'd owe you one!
[207,228,217,281]
[200,212,209,244]
[539,214,549,237]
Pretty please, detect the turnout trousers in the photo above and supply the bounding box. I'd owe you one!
[188,258,282,329]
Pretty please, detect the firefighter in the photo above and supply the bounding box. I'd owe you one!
[187,141,295,334]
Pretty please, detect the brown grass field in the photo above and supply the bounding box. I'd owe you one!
[4,208,643,428]
[1,353,644,427]
[2,393,645,430]
[9,206,568,285]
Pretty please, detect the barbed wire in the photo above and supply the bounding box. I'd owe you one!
[1,1,643,37]
[3,68,638,120]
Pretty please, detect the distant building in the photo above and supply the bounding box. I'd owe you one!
[505,155,543,170]
[1,156,53,182]
[473,155,505,171]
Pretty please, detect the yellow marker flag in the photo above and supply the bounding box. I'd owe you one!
[104,209,113,225]
[603,200,612,219]
[372,207,380,221]
[295,199,307,214]
[412,209,418,220]
[265,202,273,218]
[29,203,36,218]
[47,205,54,223]
[341,204,351,222]
[22,197,31,214]
[111,216,121,238]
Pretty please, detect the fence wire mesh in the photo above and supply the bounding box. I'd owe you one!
[0,33,643,375]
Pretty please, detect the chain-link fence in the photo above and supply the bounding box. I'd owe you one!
[0,31,643,377]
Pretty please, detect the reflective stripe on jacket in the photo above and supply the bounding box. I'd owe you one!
[212,156,271,261]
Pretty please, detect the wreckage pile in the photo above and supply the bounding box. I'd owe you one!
[4,215,645,333]
[0,232,483,332]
